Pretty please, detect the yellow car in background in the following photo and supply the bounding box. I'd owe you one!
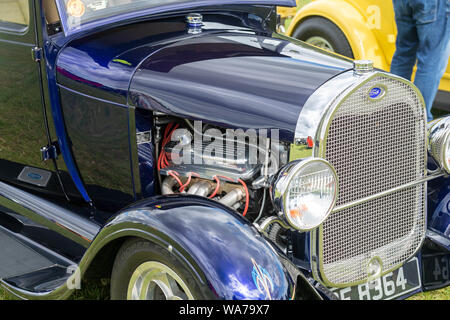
[279,0,450,110]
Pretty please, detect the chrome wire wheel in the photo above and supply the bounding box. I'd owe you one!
[305,36,335,52]
[127,261,194,300]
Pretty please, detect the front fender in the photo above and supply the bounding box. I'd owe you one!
[286,0,389,70]
[86,195,296,300]
[428,176,450,249]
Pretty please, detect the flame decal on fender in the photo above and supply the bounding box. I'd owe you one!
[251,258,274,300]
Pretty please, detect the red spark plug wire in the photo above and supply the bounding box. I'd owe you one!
[237,178,249,217]
[158,123,179,171]
[208,176,221,198]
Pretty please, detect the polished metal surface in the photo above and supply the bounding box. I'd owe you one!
[162,134,263,182]
[187,181,213,197]
[218,187,245,207]
[272,158,338,231]
[17,166,52,187]
[127,261,194,300]
[0,181,100,244]
[257,216,291,233]
[186,13,203,27]
[294,70,357,141]
[331,171,444,213]
[353,60,374,75]
[186,13,203,34]
[128,106,142,199]
[310,72,427,287]
[161,175,179,195]
[428,116,450,173]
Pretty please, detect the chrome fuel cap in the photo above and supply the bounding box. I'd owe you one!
[353,60,374,75]
[186,13,203,34]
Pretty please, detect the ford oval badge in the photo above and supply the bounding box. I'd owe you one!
[369,87,384,100]
[27,172,42,180]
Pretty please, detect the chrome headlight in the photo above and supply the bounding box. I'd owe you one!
[272,158,338,231]
[428,117,450,173]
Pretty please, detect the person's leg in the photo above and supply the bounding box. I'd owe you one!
[413,0,450,121]
[390,0,419,80]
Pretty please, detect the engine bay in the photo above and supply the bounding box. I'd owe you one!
[153,113,289,222]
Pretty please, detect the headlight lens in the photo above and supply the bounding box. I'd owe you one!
[273,158,338,231]
[428,117,450,173]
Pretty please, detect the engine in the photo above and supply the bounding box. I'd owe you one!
[154,115,288,220]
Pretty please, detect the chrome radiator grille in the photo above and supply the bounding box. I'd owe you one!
[317,75,426,286]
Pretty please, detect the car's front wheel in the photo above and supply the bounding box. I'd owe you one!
[291,17,354,59]
[110,238,205,300]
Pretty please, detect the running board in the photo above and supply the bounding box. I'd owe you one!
[3,266,71,294]
[0,226,76,299]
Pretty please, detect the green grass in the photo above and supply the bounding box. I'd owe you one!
[0,280,110,300]
[1,282,449,300]
[0,288,12,300]
[409,286,450,300]
[67,280,110,300]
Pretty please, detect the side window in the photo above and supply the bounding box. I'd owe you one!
[0,0,30,32]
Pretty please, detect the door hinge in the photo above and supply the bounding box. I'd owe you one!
[31,47,43,62]
[41,142,60,161]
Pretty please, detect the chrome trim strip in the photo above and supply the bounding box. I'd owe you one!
[257,216,291,233]
[428,116,450,173]
[127,106,142,200]
[331,172,444,213]
[272,157,339,231]
[294,70,362,141]
[0,181,100,244]
[0,279,70,300]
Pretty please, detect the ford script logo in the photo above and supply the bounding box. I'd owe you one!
[369,87,385,100]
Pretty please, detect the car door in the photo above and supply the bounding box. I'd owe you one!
[0,0,63,195]
[0,0,92,264]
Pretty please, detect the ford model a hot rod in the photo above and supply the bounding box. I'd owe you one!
[0,0,449,300]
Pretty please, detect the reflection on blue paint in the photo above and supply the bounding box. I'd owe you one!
[110,196,294,299]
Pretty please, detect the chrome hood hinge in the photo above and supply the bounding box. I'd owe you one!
[40,142,60,161]
[31,47,43,62]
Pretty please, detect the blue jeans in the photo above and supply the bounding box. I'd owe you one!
[390,0,450,121]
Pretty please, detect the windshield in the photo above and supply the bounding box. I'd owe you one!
[57,0,295,35]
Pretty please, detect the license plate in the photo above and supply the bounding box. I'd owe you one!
[329,257,421,300]
[422,252,450,288]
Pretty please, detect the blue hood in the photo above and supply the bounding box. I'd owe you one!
[56,15,353,142]
[129,33,352,141]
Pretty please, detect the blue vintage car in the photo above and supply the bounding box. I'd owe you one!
[0,0,449,300]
